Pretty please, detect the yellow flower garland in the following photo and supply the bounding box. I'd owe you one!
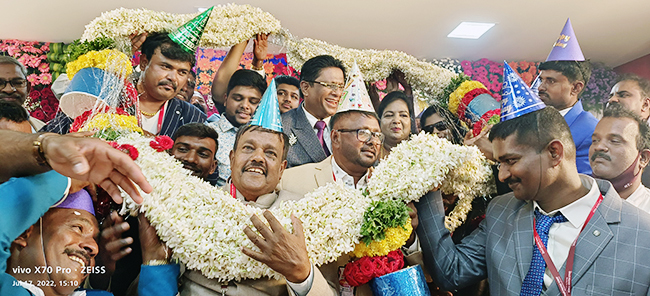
[80,113,143,134]
[448,81,488,115]
[351,220,412,258]
[66,49,133,79]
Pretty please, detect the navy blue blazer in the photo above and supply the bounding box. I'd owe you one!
[42,98,206,137]
[564,100,598,175]
[281,104,328,168]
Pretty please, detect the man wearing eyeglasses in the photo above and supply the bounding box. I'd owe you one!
[0,56,46,132]
[281,55,347,168]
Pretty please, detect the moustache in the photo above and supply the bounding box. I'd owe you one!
[504,176,522,186]
[0,93,23,99]
[158,80,177,91]
[181,161,200,173]
[242,162,266,176]
[64,248,91,267]
[591,151,611,162]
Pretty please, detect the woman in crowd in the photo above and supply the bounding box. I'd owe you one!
[377,91,415,159]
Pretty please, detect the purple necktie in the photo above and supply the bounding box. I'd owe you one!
[315,120,330,156]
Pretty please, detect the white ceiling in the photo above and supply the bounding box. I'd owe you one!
[2,0,649,67]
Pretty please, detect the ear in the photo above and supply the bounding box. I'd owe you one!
[210,158,218,174]
[279,159,288,176]
[229,149,235,165]
[12,225,34,248]
[330,129,340,147]
[139,54,150,72]
[571,80,585,97]
[300,81,310,98]
[642,97,650,115]
[546,139,565,167]
[640,149,650,170]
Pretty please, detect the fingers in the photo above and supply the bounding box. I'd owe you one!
[249,214,274,240]
[243,225,267,249]
[241,245,264,262]
[290,214,305,240]
[67,131,95,138]
[98,178,123,204]
[47,136,90,176]
[262,211,285,234]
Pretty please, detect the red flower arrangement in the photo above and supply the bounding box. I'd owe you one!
[150,135,174,152]
[342,249,404,287]
[457,88,491,121]
[472,109,501,136]
[108,142,139,160]
[70,107,129,133]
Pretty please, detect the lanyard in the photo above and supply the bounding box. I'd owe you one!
[533,193,604,296]
[155,102,166,135]
[229,183,237,198]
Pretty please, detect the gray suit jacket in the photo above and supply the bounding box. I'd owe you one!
[281,104,328,168]
[416,177,650,295]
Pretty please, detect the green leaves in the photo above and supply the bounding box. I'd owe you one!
[64,37,116,65]
[359,200,410,245]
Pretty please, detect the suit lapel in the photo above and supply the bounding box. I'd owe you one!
[514,202,535,281]
[292,105,327,162]
[160,99,180,137]
[563,100,585,127]
[314,156,333,187]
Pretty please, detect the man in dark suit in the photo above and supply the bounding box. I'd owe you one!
[42,32,206,136]
[281,55,347,168]
[417,107,650,295]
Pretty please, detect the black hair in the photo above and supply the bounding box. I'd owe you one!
[226,69,267,96]
[275,75,300,89]
[172,122,219,152]
[377,91,414,119]
[329,110,380,131]
[602,105,650,151]
[140,32,196,68]
[419,104,467,145]
[0,100,29,122]
[233,125,290,161]
[615,73,650,98]
[299,55,347,94]
[538,60,592,95]
[489,106,575,158]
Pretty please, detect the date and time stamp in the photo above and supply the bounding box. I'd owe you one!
[11,265,106,288]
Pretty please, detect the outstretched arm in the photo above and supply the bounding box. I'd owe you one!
[211,40,248,107]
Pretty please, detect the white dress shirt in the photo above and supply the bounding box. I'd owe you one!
[558,104,574,117]
[625,184,650,214]
[533,174,601,289]
[303,107,331,152]
[331,156,369,190]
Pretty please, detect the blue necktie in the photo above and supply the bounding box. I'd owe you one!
[520,210,568,296]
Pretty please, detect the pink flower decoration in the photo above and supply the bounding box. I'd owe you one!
[38,63,50,73]
[374,80,387,90]
[26,74,39,85]
[7,45,20,56]
[39,73,52,85]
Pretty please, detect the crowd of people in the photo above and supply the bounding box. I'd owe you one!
[2,12,650,296]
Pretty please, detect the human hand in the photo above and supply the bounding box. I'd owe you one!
[139,213,170,263]
[129,32,148,55]
[98,211,133,274]
[252,33,268,68]
[242,211,311,283]
[42,134,152,203]
[464,124,494,161]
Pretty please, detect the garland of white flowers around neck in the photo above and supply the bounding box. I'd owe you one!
[80,5,457,101]
[117,131,494,281]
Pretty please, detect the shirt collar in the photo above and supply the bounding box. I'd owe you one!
[234,188,278,209]
[558,104,574,117]
[534,174,600,228]
[217,114,238,132]
[331,156,369,190]
[302,105,330,128]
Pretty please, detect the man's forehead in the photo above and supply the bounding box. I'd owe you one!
[339,114,379,130]
[151,48,191,71]
[0,63,25,79]
[176,136,217,150]
[492,135,534,159]
[596,117,638,139]
[241,129,283,147]
[45,208,99,229]
[277,84,299,91]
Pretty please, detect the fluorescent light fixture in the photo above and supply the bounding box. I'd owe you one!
[447,22,495,39]
[197,7,208,12]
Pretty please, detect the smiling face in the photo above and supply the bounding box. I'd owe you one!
[0,63,29,104]
[380,99,411,146]
[139,48,192,102]
[229,129,287,201]
[224,86,262,127]
[301,67,345,119]
[12,208,99,296]
[423,113,452,142]
[277,83,300,113]
[590,117,641,180]
[493,134,546,202]
[171,135,217,180]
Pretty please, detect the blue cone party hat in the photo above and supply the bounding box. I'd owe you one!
[546,18,585,61]
[500,62,546,122]
[249,78,283,132]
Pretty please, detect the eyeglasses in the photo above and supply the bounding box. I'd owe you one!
[305,80,345,91]
[422,121,449,134]
[335,129,384,143]
[0,78,27,89]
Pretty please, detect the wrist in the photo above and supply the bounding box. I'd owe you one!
[33,133,59,167]
[252,59,264,70]
[285,262,311,283]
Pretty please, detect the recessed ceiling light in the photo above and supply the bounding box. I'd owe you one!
[197,7,208,12]
[447,22,495,39]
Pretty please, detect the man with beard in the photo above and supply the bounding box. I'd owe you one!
[590,106,650,213]
[42,32,206,136]
[206,69,266,186]
[0,56,46,131]
[536,19,597,175]
[170,123,219,183]
[281,55,347,168]
[416,105,650,294]
[607,74,650,122]
[0,100,32,133]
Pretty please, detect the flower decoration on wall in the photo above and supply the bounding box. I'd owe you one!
[582,63,618,112]
[0,40,51,86]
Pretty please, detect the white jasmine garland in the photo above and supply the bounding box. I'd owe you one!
[367,132,496,232]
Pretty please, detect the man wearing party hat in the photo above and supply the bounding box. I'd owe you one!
[181,79,335,296]
[415,62,650,295]
[280,64,422,295]
[43,8,210,136]
[537,18,597,175]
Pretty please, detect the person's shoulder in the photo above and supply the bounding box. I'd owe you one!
[485,192,526,216]
[283,160,323,175]
[575,108,598,125]
[174,98,207,118]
